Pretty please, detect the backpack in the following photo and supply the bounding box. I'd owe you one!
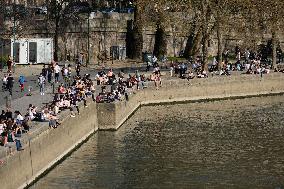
[7,132,14,142]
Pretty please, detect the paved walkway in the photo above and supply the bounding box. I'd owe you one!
[1,60,267,114]
[0,61,141,113]
[0,85,54,114]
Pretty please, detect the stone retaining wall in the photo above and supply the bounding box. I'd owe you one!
[0,102,98,189]
[97,74,284,130]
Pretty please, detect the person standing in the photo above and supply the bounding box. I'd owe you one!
[62,65,69,86]
[236,51,241,62]
[47,65,53,83]
[2,74,8,91]
[6,55,13,73]
[244,49,250,63]
[18,75,26,92]
[68,64,72,78]
[42,65,47,79]
[54,63,61,83]
[6,74,14,96]
[75,63,81,76]
[170,61,174,77]
[78,53,84,65]
[38,73,46,95]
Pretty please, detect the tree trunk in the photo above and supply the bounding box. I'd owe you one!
[132,6,143,59]
[202,34,209,71]
[184,28,202,59]
[271,31,277,69]
[153,22,167,58]
[126,20,134,58]
[217,19,223,70]
[54,19,59,61]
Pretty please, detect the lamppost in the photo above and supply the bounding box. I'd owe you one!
[172,24,176,57]
[87,14,90,67]
[13,0,16,65]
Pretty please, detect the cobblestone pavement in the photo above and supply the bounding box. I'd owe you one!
[0,60,253,114]
[0,61,145,113]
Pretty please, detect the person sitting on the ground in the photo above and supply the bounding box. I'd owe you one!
[187,71,195,80]
[58,83,67,94]
[0,110,7,120]
[246,68,253,74]
[14,111,24,125]
[197,70,208,78]
[107,69,113,78]
[0,120,6,135]
[5,109,13,120]
[202,70,208,77]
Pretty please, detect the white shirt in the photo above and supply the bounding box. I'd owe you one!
[0,124,5,135]
[63,68,68,76]
[16,114,24,121]
[38,76,45,84]
[54,65,61,74]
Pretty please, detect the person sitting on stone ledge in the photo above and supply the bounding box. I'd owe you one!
[197,70,207,78]
[14,111,24,125]
[48,114,60,129]
[187,71,195,80]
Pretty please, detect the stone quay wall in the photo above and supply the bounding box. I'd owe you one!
[0,73,284,189]
[0,102,98,189]
[97,74,284,130]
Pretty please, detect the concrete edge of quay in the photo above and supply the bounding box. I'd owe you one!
[108,90,284,132]
[19,130,95,189]
[0,73,283,189]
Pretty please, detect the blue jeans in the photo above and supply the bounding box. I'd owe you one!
[40,84,45,93]
[15,139,22,151]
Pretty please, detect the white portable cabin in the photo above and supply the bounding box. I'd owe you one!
[11,38,53,64]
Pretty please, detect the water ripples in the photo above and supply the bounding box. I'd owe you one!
[30,95,284,189]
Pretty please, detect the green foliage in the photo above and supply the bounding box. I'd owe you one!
[0,55,8,67]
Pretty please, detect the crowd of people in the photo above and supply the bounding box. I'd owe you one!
[95,68,161,103]
[165,47,284,81]
[0,61,94,154]
[0,46,284,155]
[0,109,27,153]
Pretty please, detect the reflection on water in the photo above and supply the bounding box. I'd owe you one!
[30,95,284,189]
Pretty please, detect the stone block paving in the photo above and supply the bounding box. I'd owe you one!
[0,86,54,114]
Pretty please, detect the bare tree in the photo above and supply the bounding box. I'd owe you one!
[130,0,146,59]
[235,0,284,68]
[46,0,89,61]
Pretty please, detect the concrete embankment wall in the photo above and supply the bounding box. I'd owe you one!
[97,74,284,130]
[0,102,98,189]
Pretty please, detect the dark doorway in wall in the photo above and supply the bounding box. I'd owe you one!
[13,42,20,63]
[29,42,37,63]
[126,19,134,58]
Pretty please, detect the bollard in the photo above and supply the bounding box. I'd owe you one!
[52,82,55,94]
[5,95,11,109]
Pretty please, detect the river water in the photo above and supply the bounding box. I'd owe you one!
[30,95,284,189]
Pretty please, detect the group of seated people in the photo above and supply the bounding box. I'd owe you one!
[171,57,274,80]
[52,74,96,117]
[240,59,270,75]
[274,67,284,73]
[0,73,98,154]
[95,69,151,103]
[0,109,29,152]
